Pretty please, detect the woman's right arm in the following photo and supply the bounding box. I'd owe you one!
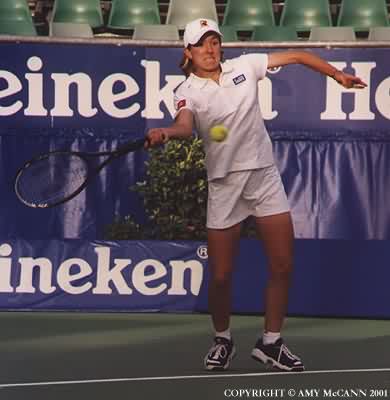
[146,109,194,147]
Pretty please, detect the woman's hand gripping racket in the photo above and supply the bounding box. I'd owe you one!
[14,137,148,208]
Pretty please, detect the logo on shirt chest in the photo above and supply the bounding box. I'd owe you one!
[232,74,246,85]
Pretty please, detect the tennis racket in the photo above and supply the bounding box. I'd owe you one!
[14,137,148,208]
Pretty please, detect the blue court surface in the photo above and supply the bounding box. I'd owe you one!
[1,312,389,400]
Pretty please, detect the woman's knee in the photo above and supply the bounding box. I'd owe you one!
[268,258,293,279]
[209,271,232,289]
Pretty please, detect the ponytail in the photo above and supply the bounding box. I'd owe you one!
[179,52,193,77]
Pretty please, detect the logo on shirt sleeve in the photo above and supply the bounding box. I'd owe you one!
[177,99,186,110]
[233,74,246,85]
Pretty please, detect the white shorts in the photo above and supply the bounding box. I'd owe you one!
[207,165,290,229]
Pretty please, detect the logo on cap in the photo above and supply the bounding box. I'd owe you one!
[200,20,208,27]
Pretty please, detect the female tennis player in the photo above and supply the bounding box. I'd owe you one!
[146,18,366,372]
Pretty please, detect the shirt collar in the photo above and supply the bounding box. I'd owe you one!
[221,60,233,74]
[188,73,209,89]
[188,60,233,89]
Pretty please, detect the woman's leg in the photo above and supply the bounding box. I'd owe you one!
[207,222,242,332]
[251,211,304,371]
[254,211,294,332]
[204,223,241,370]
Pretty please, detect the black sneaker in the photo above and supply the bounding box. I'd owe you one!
[204,336,236,371]
[251,338,304,371]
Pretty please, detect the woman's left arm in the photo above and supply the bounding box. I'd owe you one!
[267,50,367,89]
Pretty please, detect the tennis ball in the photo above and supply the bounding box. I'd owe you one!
[209,125,228,142]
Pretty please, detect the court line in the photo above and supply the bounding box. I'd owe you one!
[1,368,390,389]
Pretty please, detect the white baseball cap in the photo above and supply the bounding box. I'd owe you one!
[183,18,223,48]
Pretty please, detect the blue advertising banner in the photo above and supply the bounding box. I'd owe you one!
[0,238,389,318]
[0,43,146,130]
[0,43,389,132]
[2,127,390,240]
[0,43,389,241]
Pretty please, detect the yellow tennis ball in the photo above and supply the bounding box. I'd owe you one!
[209,125,228,142]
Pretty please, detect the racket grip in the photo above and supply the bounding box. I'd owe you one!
[161,132,169,143]
[145,137,151,147]
[115,137,149,156]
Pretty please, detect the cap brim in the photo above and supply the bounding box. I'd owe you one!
[187,28,222,47]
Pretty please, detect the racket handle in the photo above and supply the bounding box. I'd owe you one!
[115,137,149,156]
[161,132,169,143]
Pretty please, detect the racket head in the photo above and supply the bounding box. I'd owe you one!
[14,151,90,208]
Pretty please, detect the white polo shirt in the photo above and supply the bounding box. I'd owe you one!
[174,53,274,181]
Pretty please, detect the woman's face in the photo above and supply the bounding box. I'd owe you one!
[185,33,222,75]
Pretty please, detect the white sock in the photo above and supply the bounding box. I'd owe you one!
[263,331,281,345]
[215,328,231,341]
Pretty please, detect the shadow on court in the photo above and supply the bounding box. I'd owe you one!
[0,312,389,400]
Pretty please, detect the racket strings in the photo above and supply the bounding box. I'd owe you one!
[16,153,89,207]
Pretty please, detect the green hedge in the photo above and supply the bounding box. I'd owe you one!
[106,137,208,240]
[105,137,256,240]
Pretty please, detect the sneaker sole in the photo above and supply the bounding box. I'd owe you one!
[251,348,305,372]
[204,347,236,371]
